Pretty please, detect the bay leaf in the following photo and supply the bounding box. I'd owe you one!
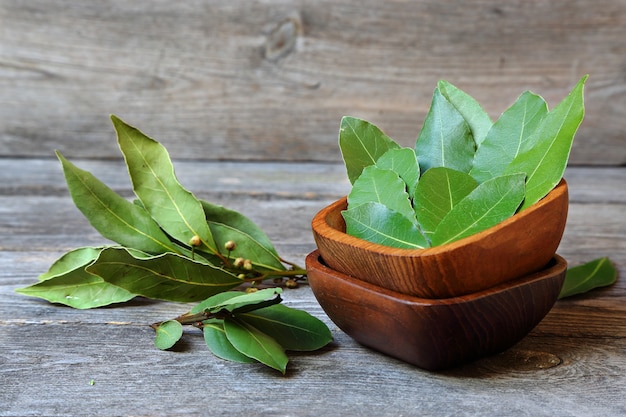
[154,320,183,350]
[190,291,242,314]
[201,201,285,271]
[375,147,420,198]
[86,247,242,302]
[203,321,256,363]
[339,116,400,184]
[37,246,104,281]
[198,288,282,314]
[431,173,526,246]
[559,257,617,299]
[438,80,493,146]
[111,116,218,255]
[201,200,280,255]
[471,91,548,183]
[206,222,286,271]
[224,318,289,374]
[413,167,478,238]
[15,267,135,309]
[414,87,476,173]
[57,152,179,254]
[343,202,429,249]
[348,166,416,224]
[240,304,332,351]
[503,75,587,210]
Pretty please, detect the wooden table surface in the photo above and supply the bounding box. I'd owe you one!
[1,159,624,417]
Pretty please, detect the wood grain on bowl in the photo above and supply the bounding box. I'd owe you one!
[306,250,567,370]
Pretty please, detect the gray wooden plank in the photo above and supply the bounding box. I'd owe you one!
[1,161,625,416]
[0,158,351,199]
[1,0,625,164]
[2,158,625,203]
[2,245,625,417]
[1,290,625,417]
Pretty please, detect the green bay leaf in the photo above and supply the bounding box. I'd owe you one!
[438,80,493,146]
[343,202,429,249]
[38,246,105,281]
[86,247,242,302]
[154,320,183,350]
[15,267,135,309]
[199,288,283,314]
[201,200,280,255]
[201,200,285,271]
[240,304,332,351]
[375,148,420,198]
[224,318,289,374]
[57,152,179,254]
[559,257,617,299]
[339,116,400,184]
[471,91,548,183]
[111,116,218,255]
[431,173,526,246]
[348,166,416,224]
[191,291,242,314]
[203,322,256,363]
[503,76,587,210]
[415,87,476,173]
[413,167,478,239]
[207,222,285,271]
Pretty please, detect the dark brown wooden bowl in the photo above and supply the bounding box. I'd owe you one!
[312,179,568,298]
[306,250,566,370]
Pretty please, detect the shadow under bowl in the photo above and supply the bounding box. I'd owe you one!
[312,180,568,298]
[306,250,566,371]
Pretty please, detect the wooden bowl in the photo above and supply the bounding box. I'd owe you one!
[312,179,568,298]
[306,250,566,370]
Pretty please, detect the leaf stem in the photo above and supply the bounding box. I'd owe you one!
[279,257,305,272]
[254,268,307,280]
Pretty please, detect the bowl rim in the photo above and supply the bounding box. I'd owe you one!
[306,250,568,304]
[312,178,568,256]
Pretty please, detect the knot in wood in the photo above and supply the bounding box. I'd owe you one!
[264,16,301,61]
[490,348,563,371]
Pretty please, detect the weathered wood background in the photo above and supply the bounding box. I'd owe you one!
[1,0,625,164]
[1,2,625,416]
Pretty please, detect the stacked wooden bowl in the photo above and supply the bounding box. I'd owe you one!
[307,180,569,370]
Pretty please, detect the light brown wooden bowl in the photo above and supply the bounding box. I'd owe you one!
[306,250,566,370]
[312,179,568,298]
